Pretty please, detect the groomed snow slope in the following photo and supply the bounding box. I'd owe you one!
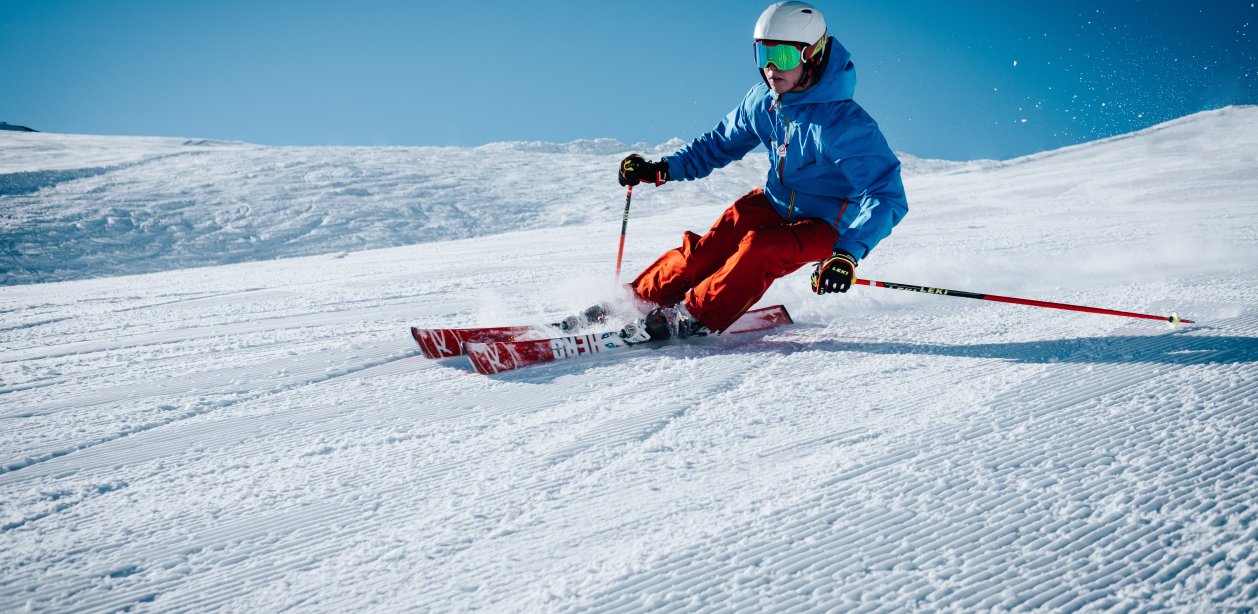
[2,107,1257,611]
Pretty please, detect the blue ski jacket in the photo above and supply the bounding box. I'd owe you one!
[663,38,908,261]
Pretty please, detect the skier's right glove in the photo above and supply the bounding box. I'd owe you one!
[619,154,669,187]
[811,250,857,294]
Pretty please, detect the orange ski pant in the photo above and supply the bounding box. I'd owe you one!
[631,189,839,332]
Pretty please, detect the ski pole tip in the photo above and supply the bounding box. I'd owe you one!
[1168,313,1194,326]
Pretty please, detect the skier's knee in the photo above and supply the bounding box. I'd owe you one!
[739,229,782,254]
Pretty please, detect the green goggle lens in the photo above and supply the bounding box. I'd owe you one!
[754,42,804,71]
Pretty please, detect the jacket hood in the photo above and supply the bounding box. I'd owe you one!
[772,37,856,105]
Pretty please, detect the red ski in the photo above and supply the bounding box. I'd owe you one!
[411,324,540,359]
[411,305,616,359]
[464,305,793,375]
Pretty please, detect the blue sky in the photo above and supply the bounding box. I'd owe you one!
[1,0,1254,160]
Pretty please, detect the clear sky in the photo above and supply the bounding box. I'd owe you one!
[2,0,1254,160]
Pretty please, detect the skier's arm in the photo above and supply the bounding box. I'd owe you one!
[663,90,762,181]
[829,125,908,261]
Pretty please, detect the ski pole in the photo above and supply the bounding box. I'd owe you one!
[614,185,633,285]
[853,278,1192,324]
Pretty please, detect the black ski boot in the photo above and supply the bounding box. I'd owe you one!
[559,302,613,333]
[619,305,709,344]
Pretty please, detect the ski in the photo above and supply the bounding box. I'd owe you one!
[464,305,793,375]
[411,324,543,359]
[410,304,623,359]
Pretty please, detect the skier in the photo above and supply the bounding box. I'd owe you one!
[617,1,908,343]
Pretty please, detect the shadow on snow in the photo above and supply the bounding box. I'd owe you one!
[773,330,1258,367]
[465,329,1258,383]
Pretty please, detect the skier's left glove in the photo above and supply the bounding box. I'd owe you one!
[811,250,857,294]
[619,154,669,187]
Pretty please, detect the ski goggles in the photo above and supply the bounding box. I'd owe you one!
[754,40,808,71]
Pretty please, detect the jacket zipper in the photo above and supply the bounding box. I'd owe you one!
[775,100,796,221]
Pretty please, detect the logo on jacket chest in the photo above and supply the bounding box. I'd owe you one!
[771,126,812,161]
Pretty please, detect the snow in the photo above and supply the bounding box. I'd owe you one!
[2,106,1257,611]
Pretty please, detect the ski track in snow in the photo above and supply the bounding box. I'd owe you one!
[2,108,1257,611]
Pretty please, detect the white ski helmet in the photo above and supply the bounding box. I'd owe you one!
[754,1,827,46]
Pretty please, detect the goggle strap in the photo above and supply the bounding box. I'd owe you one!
[809,33,827,59]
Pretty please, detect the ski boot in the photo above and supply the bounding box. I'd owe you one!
[559,302,614,333]
[619,304,709,345]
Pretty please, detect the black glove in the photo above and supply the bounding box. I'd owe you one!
[619,154,669,187]
[811,250,857,294]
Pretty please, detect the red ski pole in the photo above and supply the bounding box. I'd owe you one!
[614,185,633,285]
[854,278,1192,324]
